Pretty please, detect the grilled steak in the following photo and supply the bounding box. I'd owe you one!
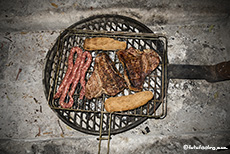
[85,53,126,99]
[117,47,160,91]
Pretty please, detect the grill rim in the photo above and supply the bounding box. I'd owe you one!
[67,14,154,33]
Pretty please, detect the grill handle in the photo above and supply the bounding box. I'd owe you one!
[167,61,230,82]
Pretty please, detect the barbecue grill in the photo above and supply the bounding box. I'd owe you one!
[43,14,168,153]
[43,14,230,154]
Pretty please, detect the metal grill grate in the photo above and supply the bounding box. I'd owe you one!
[43,15,168,137]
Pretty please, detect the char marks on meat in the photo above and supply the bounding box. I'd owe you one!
[117,47,160,91]
[85,53,126,99]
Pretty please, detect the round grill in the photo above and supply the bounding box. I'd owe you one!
[43,14,167,135]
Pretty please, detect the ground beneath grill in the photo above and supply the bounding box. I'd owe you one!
[0,0,230,154]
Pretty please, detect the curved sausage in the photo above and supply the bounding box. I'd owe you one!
[57,47,92,108]
[53,47,77,99]
[59,50,92,108]
[66,51,87,106]
[59,47,83,108]
[79,51,92,99]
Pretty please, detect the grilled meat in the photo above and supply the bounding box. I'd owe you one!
[105,91,153,112]
[83,37,126,51]
[117,47,160,91]
[85,53,126,99]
